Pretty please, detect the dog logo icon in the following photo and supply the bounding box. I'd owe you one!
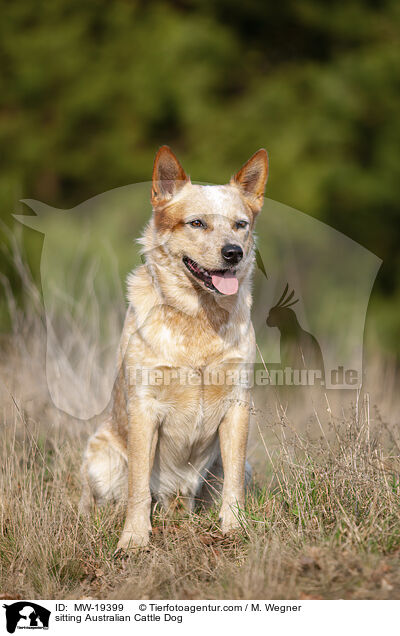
[2,602,50,633]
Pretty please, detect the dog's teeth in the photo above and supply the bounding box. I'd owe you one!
[184,257,213,281]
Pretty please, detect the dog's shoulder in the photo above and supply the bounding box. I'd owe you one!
[125,264,159,321]
[126,264,152,301]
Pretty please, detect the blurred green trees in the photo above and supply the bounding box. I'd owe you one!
[0,0,399,354]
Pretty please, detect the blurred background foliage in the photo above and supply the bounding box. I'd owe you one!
[0,0,399,357]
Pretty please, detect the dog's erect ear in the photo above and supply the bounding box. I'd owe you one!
[230,149,269,214]
[151,146,190,207]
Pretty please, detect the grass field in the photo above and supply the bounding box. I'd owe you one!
[1,253,400,600]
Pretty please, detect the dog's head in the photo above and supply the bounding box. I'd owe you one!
[149,146,268,296]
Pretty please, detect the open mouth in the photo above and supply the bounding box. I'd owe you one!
[183,256,239,295]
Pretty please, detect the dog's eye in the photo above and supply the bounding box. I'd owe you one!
[235,220,249,229]
[189,219,206,228]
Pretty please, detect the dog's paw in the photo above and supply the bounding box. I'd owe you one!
[219,505,242,535]
[116,528,150,551]
[78,498,92,517]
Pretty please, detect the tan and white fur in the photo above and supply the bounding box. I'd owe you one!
[79,146,269,549]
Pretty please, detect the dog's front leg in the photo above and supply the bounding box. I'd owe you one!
[117,401,159,550]
[218,397,249,534]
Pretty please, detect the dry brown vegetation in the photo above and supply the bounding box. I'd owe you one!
[1,251,400,600]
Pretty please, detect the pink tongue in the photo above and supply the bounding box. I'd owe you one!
[211,271,239,295]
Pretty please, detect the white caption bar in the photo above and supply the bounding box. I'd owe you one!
[1,599,398,635]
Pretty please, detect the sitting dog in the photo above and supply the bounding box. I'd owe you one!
[79,145,269,549]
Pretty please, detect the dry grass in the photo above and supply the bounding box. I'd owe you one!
[1,246,400,600]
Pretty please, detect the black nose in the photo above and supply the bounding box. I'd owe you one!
[221,244,243,264]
